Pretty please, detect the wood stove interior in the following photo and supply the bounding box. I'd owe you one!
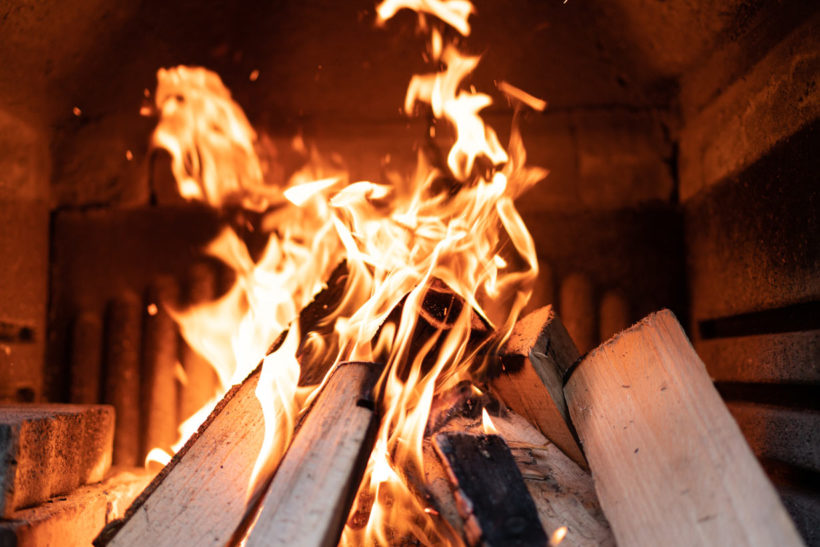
[0,0,817,544]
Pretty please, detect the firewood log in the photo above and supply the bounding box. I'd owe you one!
[244,361,383,547]
[564,309,804,547]
[433,432,547,547]
[490,305,586,468]
[97,364,265,547]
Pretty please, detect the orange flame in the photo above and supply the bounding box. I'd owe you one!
[148,0,548,542]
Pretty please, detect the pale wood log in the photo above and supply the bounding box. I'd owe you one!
[433,432,547,547]
[491,305,586,468]
[0,404,114,517]
[244,361,383,547]
[497,412,613,547]
[0,469,151,547]
[564,309,804,547]
[100,365,264,547]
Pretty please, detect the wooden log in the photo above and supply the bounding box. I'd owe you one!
[425,400,614,547]
[100,265,359,546]
[244,361,383,547]
[0,469,152,547]
[433,432,547,547]
[0,404,114,517]
[179,262,219,422]
[496,412,614,547]
[376,279,491,381]
[104,294,142,467]
[141,276,180,457]
[69,311,103,405]
[491,306,586,468]
[564,309,804,546]
[98,365,264,547]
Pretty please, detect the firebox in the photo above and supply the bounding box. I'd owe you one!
[0,0,817,545]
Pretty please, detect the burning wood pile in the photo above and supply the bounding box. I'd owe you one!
[1,1,804,546]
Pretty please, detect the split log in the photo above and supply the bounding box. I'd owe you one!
[377,279,491,381]
[99,263,359,546]
[244,361,383,547]
[496,412,614,547]
[0,404,114,517]
[564,309,803,547]
[97,365,265,547]
[0,469,152,547]
[491,306,586,468]
[433,432,547,547]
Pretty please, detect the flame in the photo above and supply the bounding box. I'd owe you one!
[481,408,498,435]
[147,0,548,542]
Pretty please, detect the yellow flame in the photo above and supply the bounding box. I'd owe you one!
[149,0,548,543]
[481,408,498,435]
[376,0,473,36]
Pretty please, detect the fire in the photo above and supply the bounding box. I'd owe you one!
[146,0,547,543]
[481,408,498,435]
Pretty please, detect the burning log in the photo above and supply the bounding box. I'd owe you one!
[564,310,803,546]
[97,365,265,546]
[423,384,613,547]
[0,404,113,517]
[377,279,491,381]
[433,432,547,547]
[244,361,383,546]
[491,306,586,468]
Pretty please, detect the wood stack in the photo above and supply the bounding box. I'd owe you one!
[90,301,804,546]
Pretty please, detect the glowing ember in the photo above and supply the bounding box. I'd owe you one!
[550,525,569,546]
[147,0,548,542]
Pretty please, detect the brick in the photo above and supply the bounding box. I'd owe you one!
[0,468,151,547]
[696,331,820,384]
[0,405,114,517]
[679,13,820,201]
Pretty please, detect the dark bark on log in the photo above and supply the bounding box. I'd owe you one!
[433,432,547,547]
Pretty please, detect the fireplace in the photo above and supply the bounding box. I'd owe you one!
[0,0,817,545]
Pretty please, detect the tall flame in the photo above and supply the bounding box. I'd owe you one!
[148,0,547,543]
